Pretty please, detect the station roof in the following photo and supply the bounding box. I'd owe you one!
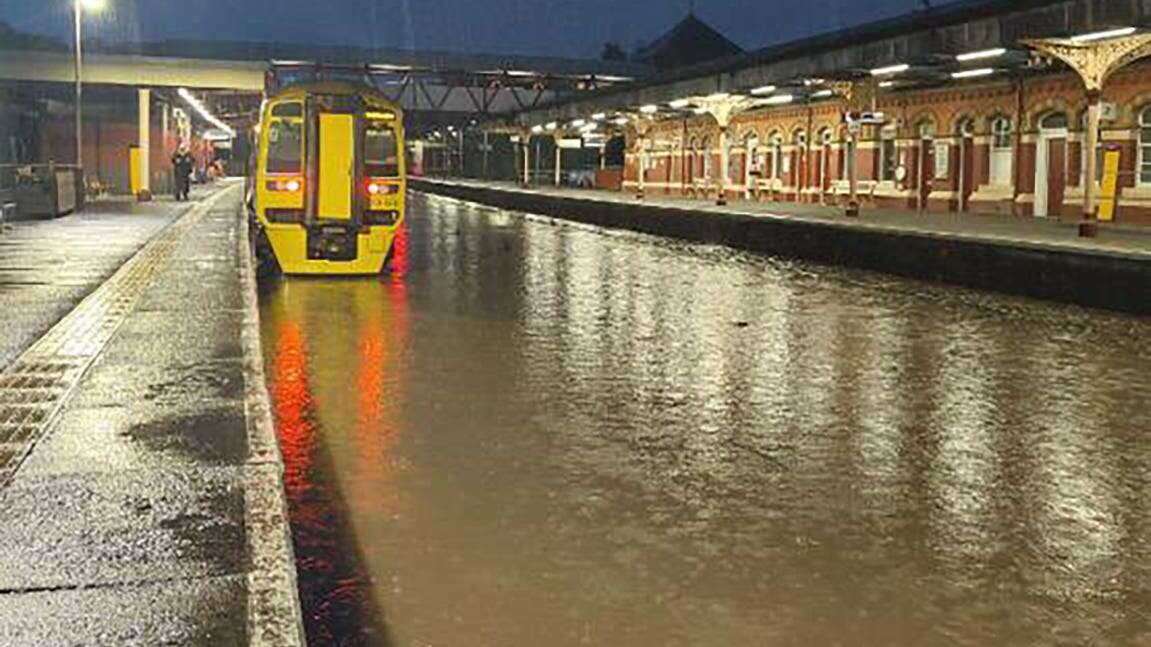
[0,35,651,85]
[507,0,1150,127]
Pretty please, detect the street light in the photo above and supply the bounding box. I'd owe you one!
[74,0,107,173]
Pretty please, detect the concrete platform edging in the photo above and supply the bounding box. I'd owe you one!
[237,192,307,646]
[412,179,1151,315]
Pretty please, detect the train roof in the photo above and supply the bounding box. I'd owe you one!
[267,80,401,113]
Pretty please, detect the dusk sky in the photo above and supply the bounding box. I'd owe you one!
[1,0,963,59]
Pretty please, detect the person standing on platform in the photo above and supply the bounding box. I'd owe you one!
[171,143,194,201]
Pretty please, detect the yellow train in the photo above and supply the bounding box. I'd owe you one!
[250,81,405,275]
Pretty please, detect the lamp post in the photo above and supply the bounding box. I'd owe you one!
[73,0,106,174]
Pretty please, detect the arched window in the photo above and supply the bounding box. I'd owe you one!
[989,116,1013,186]
[956,117,976,137]
[1141,107,1151,186]
[768,133,783,180]
[744,131,760,157]
[879,123,898,182]
[744,132,761,185]
[686,138,698,181]
[701,136,712,179]
[818,128,835,184]
[918,120,937,139]
[1040,112,1068,130]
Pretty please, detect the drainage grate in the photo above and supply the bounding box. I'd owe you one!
[0,188,237,487]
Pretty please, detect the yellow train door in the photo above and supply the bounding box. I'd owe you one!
[317,113,355,220]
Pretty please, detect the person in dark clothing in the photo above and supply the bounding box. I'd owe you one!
[172,144,194,201]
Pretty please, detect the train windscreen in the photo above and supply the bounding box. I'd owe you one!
[364,123,399,177]
[266,119,303,174]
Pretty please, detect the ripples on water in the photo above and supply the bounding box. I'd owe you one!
[260,193,1151,646]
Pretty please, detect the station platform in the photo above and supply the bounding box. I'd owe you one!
[413,177,1151,314]
[420,178,1151,256]
[0,181,303,645]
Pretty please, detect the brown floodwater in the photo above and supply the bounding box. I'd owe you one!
[259,192,1151,646]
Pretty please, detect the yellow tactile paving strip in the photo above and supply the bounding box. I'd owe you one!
[0,190,233,487]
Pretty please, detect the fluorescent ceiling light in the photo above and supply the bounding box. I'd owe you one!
[370,63,413,72]
[1071,27,1136,43]
[592,112,606,121]
[870,63,909,76]
[669,99,691,109]
[531,125,544,134]
[545,122,557,130]
[613,117,629,126]
[811,89,833,98]
[571,119,586,128]
[763,94,794,105]
[639,104,659,114]
[177,88,235,138]
[878,80,896,88]
[693,107,708,115]
[951,68,996,79]
[956,47,1006,62]
[750,84,776,96]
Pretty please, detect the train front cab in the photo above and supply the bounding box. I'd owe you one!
[256,94,405,275]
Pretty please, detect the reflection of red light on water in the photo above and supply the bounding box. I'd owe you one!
[268,285,412,643]
[352,272,410,516]
[273,321,313,502]
[389,224,409,277]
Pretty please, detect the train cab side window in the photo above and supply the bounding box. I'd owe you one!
[267,119,303,174]
[365,123,399,177]
[271,102,303,118]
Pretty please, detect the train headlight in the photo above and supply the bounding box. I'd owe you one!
[366,180,400,196]
[267,177,304,193]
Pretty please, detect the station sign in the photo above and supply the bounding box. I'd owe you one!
[843,111,887,125]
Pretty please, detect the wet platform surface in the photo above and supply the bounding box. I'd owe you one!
[0,197,193,372]
[261,192,1150,645]
[0,183,302,646]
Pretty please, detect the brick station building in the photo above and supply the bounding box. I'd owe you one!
[504,1,1151,227]
[623,57,1151,224]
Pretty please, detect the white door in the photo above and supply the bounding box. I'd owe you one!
[1034,128,1066,217]
[1035,114,1069,218]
